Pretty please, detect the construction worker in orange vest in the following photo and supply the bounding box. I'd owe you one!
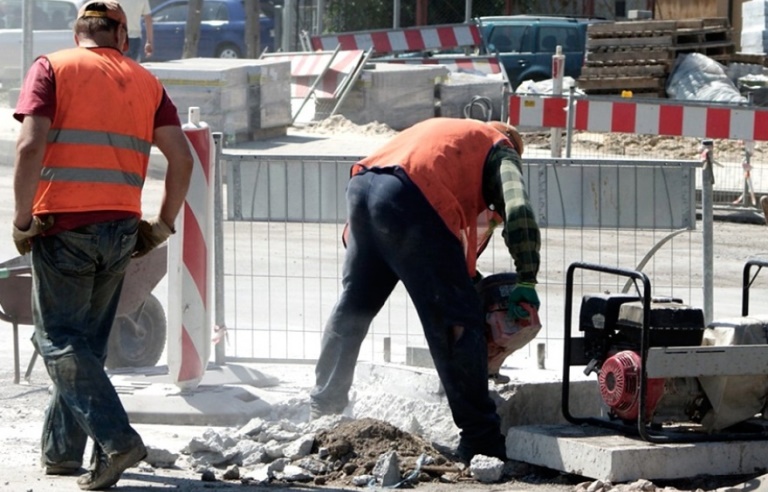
[12,1,192,489]
[310,117,540,463]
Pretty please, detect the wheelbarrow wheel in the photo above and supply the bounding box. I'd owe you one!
[106,294,166,370]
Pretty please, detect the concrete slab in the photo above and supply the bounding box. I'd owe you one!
[114,381,271,426]
[507,424,768,483]
[109,363,290,427]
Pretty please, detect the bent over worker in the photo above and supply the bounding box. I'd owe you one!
[12,1,193,489]
[310,117,541,462]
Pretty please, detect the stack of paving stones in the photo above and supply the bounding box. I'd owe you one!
[579,18,734,97]
[144,58,292,144]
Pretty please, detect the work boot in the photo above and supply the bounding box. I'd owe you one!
[761,196,768,225]
[44,460,82,475]
[76,442,147,490]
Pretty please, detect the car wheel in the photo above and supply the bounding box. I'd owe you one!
[105,294,167,369]
[216,43,242,58]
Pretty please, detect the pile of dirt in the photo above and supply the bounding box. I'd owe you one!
[300,115,399,137]
[312,418,467,486]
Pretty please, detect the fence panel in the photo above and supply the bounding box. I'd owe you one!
[217,150,701,368]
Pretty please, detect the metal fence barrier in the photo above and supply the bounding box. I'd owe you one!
[214,140,706,369]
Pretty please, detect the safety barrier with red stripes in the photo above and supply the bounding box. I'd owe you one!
[509,95,768,141]
[310,23,482,54]
[262,50,366,98]
[375,54,503,76]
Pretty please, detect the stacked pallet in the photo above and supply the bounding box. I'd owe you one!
[579,18,734,97]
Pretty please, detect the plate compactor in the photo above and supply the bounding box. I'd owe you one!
[563,260,768,443]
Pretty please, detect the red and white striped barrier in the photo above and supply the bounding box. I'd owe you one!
[168,107,214,390]
[376,54,503,76]
[262,50,366,98]
[508,95,768,141]
[310,23,482,54]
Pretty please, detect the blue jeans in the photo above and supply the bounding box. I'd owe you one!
[31,218,144,466]
[311,168,502,448]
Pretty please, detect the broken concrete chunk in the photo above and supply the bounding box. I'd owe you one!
[469,454,504,483]
[351,474,376,486]
[276,464,314,482]
[372,450,401,487]
[222,464,240,480]
[283,434,315,460]
[145,446,179,468]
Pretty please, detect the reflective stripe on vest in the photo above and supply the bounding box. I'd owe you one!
[47,128,153,156]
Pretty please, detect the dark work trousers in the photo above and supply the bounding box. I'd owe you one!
[311,167,502,449]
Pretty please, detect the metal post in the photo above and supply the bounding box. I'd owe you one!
[282,0,295,52]
[213,132,226,365]
[565,85,576,158]
[393,0,401,28]
[465,0,472,22]
[316,0,324,35]
[701,139,714,325]
[551,45,565,158]
[21,0,34,85]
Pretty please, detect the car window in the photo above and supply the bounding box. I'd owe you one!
[538,26,580,53]
[202,2,228,22]
[0,0,77,29]
[153,4,188,23]
[489,25,530,53]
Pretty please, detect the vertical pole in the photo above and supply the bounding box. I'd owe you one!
[565,86,576,158]
[465,0,472,23]
[282,0,295,52]
[213,133,226,366]
[393,0,400,28]
[316,0,324,35]
[551,46,565,158]
[21,0,34,85]
[701,139,714,325]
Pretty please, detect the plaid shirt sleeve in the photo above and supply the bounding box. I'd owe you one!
[485,146,541,283]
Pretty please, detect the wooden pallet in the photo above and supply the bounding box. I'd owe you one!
[577,76,666,91]
[580,64,667,78]
[730,52,768,66]
[585,48,675,66]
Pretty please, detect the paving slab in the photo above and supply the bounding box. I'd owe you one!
[507,423,768,483]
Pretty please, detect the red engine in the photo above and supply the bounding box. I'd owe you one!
[598,350,665,421]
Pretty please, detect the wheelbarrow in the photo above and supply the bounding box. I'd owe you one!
[0,245,168,384]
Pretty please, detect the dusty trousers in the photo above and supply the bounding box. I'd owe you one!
[31,218,144,467]
[311,167,503,450]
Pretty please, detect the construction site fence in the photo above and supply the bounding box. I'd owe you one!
[212,135,717,369]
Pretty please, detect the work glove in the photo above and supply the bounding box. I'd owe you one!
[133,217,174,258]
[12,216,54,255]
[506,282,540,319]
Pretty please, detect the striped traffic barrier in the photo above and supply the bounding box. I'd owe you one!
[262,49,366,98]
[310,23,482,54]
[508,95,768,141]
[168,107,214,390]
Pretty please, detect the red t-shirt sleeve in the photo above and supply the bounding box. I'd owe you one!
[155,89,181,128]
[14,57,56,122]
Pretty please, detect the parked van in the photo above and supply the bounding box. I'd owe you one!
[476,15,604,89]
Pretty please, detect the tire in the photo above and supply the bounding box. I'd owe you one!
[106,294,167,370]
[216,43,241,59]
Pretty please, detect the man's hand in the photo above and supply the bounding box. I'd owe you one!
[133,217,174,258]
[12,216,54,255]
[507,282,540,319]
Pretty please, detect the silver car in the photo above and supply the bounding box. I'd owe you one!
[0,0,81,84]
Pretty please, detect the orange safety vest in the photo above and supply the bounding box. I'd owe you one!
[33,47,164,216]
[353,118,509,276]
